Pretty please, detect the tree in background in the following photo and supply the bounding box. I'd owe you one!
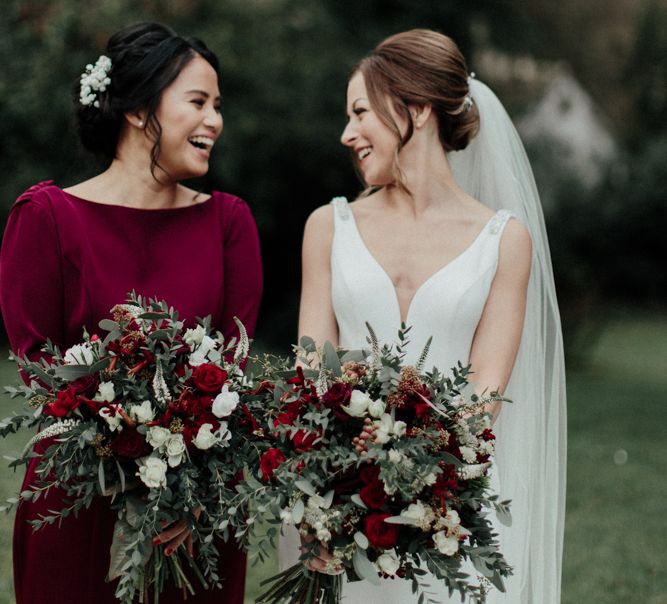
[0,0,663,351]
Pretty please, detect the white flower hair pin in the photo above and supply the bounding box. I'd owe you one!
[79,55,112,108]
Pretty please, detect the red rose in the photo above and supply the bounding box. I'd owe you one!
[110,425,151,461]
[321,382,353,422]
[260,448,286,481]
[364,513,399,549]
[44,387,80,417]
[192,364,228,393]
[359,480,388,510]
[273,412,297,429]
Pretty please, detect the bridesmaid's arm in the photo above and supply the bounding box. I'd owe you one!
[298,205,338,349]
[220,198,263,341]
[0,192,65,364]
[469,219,532,421]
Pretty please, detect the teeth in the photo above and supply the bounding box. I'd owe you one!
[358,147,371,160]
[189,136,214,149]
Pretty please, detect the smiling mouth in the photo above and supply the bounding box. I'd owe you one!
[358,147,372,160]
[188,136,214,152]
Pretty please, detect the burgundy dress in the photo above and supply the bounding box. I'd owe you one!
[0,181,263,604]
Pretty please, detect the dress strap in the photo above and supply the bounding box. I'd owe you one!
[330,196,352,227]
[488,209,515,236]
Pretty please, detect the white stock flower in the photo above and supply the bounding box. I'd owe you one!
[459,446,477,463]
[316,527,332,542]
[376,553,400,576]
[400,500,435,530]
[442,510,461,531]
[183,325,206,348]
[165,433,187,467]
[128,400,154,424]
[368,398,385,418]
[94,381,115,403]
[424,472,438,486]
[136,456,168,489]
[193,423,219,450]
[212,385,239,418]
[216,421,232,446]
[280,508,294,524]
[307,494,326,510]
[146,426,172,450]
[450,394,465,409]
[433,530,459,556]
[63,343,95,365]
[99,405,122,432]
[479,440,495,456]
[343,390,371,417]
[387,449,403,464]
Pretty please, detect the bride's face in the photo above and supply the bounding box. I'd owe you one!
[340,72,404,186]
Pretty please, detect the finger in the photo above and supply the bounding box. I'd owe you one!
[153,521,187,545]
[164,530,190,556]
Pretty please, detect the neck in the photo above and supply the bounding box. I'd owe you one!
[382,138,469,217]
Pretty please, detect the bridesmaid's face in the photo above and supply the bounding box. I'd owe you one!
[341,72,404,186]
[152,55,223,180]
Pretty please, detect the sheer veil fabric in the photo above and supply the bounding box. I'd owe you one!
[448,79,567,603]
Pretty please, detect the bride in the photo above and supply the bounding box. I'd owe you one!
[280,29,566,603]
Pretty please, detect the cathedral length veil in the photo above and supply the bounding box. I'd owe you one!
[448,78,567,604]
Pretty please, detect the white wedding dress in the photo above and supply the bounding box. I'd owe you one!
[279,198,515,604]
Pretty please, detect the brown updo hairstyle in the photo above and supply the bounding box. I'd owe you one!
[355,29,479,190]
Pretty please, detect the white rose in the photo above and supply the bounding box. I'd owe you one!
[376,553,400,576]
[392,420,407,438]
[460,446,477,464]
[442,510,461,530]
[216,421,232,446]
[193,423,218,450]
[99,405,122,432]
[368,398,385,418]
[183,325,206,348]
[433,530,459,556]
[129,400,154,424]
[136,456,168,489]
[188,350,207,367]
[212,385,239,418]
[63,343,95,365]
[146,426,172,450]
[343,390,371,417]
[165,433,187,467]
[94,381,116,403]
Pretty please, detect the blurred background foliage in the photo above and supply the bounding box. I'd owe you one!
[0,0,665,355]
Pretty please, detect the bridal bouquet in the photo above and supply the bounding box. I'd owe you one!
[0,294,255,603]
[227,326,512,604]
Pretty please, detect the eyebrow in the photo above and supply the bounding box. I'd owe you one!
[352,97,368,108]
[185,89,221,101]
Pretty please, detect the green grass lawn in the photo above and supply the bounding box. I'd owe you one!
[0,309,665,603]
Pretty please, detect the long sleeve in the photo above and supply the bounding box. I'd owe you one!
[220,197,263,342]
[0,186,64,361]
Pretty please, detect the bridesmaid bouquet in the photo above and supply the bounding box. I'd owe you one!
[0,294,257,603]
[227,326,513,604]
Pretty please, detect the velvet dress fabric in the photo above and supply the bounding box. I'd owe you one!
[0,181,263,604]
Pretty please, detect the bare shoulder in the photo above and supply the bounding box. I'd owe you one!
[304,203,335,236]
[498,218,532,278]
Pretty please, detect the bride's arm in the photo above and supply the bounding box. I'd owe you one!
[469,219,532,421]
[298,205,339,348]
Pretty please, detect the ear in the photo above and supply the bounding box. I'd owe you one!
[409,103,433,129]
[124,111,146,129]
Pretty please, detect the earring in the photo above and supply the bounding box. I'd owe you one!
[138,120,144,127]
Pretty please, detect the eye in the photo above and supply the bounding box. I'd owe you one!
[191,98,205,107]
[353,107,367,117]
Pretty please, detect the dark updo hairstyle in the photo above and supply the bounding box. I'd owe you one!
[75,22,220,176]
[355,29,479,190]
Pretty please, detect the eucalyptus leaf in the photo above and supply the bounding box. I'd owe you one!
[98,319,120,333]
[292,498,305,524]
[322,341,342,377]
[352,549,380,585]
[350,494,368,509]
[353,531,369,550]
[294,480,316,497]
[54,365,93,381]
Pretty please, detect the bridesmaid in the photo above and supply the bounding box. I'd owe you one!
[0,22,262,604]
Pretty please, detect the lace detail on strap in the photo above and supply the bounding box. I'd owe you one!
[330,196,350,221]
[488,209,515,235]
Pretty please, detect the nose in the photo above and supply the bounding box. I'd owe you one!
[204,106,223,136]
[340,120,358,147]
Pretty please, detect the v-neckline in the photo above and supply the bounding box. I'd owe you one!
[346,206,500,324]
